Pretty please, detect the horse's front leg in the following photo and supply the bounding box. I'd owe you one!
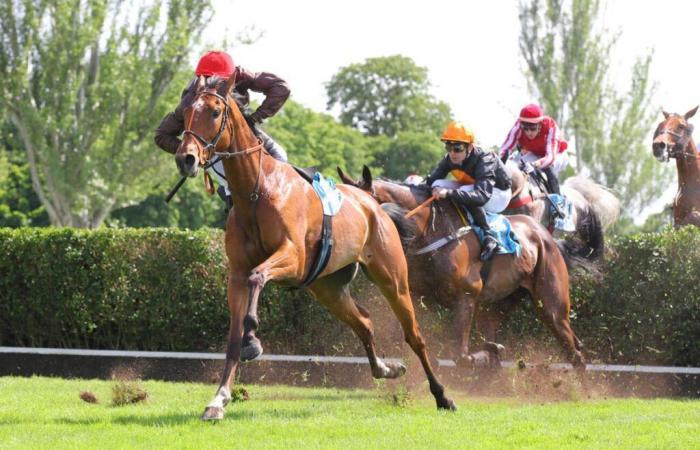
[241,240,301,361]
[202,273,249,421]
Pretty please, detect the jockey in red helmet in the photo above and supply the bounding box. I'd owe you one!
[499,104,569,195]
[155,50,290,209]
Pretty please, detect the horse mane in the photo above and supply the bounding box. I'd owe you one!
[380,203,418,249]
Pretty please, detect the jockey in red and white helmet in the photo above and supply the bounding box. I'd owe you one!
[499,104,568,195]
[155,50,290,209]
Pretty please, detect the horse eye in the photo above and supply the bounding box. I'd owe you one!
[212,109,221,119]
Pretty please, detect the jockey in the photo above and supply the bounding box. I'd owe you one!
[154,50,290,208]
[499,104,568,195]
[426,121,513,261]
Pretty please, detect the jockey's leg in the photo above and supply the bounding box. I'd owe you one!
[207,161,232,210]
[255,128,288,162]
[542,166,561,195]
[466,204,499,261]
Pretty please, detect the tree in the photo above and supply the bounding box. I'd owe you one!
[0,0,212,228]
[519,0,671,216]
[264,100,379,177]
[325,55,451,138]
[371,131,443,180]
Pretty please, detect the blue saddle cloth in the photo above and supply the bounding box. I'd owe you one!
[471,212,521,256]
[548,194,576,232]
[312,172,343,216]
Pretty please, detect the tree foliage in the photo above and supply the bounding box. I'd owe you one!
[0,0,212,228]
[325,55,451,138]
[371,131,443,180]
[519,0,671,216]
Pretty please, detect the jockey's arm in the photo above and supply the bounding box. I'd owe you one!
[499,121,520,159]
[236,67,291,123]
[154,103,186,154]
[425,155,451,186]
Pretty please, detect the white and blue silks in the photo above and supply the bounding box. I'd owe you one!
[548,194,576,232]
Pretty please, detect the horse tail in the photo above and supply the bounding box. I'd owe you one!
[576,205,604,260]
[563,175,620,230]
[555,238,602,278]
[380,203,417,249]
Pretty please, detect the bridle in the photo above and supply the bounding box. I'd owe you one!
[183,89,266,201]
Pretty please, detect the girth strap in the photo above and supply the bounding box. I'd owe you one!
[301,215,334,287]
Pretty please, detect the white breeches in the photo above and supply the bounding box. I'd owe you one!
[431,179,512,214]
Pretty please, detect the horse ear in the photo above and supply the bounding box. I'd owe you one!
[684,106,699,120]
[219,74,236,97]
[361,165,373,188]
[662,109,671,119]
[336,166,357,185]
[196,75,206,92]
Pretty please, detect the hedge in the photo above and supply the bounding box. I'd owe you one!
[1,226,699,366]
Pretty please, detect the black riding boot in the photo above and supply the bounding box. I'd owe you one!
[466,205,500,261]
[542,166,561,195]
[216,185,233,214]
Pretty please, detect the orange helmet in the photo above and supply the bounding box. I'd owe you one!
[441,121,475,144]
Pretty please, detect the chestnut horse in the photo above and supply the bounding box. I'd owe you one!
[652,106,700,227]
[338,166,585,370]
[174,76,454,420]
[504,159,620,260]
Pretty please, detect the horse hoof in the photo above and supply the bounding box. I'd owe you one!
[240,340,263,362]
[385,361,407,379]
[201,406,224,421]
[438,397,457,411]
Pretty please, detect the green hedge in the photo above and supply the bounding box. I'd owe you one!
[1,226,699,367]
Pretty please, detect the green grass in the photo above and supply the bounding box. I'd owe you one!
[1,376,699,449]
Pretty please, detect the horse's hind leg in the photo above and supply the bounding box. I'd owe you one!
[362,255,456,411]
[532,281,585,371]
[307,267,406,379]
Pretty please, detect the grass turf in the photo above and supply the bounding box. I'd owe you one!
[1,376,699,449]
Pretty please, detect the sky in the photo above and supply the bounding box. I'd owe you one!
[204,0,700,217]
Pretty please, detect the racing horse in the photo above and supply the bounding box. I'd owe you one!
[174,76,455,420]
[337,166,585,371]
[504,159,620,260]
[652,106,700,227]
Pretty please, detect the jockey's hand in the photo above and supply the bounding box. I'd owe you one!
[522,162,535,174]
[432,187,450,199]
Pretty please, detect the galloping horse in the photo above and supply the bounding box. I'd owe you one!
[505,160,620,259]
[338,167,585,370]
[652,106,700,227]
[175,76,454,420]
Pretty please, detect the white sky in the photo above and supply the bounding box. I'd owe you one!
[205,0,700,217]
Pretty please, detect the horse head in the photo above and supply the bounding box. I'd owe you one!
[175,75,237,177]
[652,106,698,162]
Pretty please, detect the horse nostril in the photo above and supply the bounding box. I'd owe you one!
[185,154,197,171]
[652,142,666,156]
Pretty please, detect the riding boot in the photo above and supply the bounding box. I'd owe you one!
[466,205,500,261]
[217,185,233,214]
[542,166,561,195]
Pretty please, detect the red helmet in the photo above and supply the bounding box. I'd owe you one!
[519,104,544,123]
[195,51,235,78]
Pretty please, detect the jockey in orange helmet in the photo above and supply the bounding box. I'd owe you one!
[426,121,512,261]
[499,104,569,195]
[155,50,290,209]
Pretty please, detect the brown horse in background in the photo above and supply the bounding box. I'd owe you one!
[504,159,620,260]
[175,76,454,420]
[338,166,585,371]
[652,106,700,227]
